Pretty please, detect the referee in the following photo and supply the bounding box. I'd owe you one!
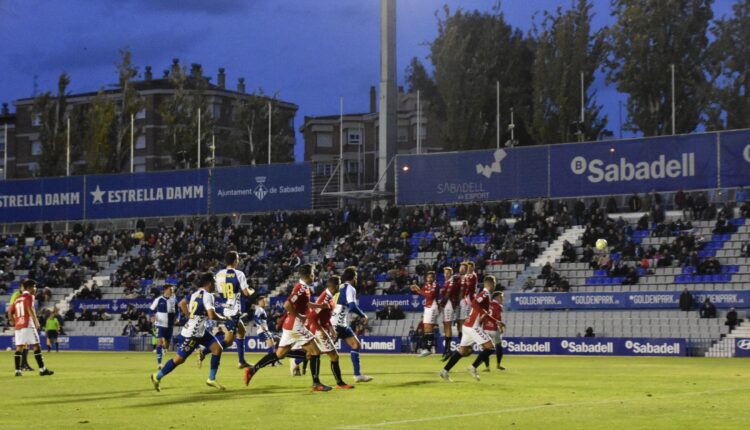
[45,309,61,353]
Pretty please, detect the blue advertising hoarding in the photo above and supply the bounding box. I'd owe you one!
[270,294,425,312]
[437,337,685,356]
[397,146,549,205]
[510,290,750,311]
[719,130,750,188]
[0,335,129,351]
[0,176,84,222]
[735,338,750,357]
[85,170,208,219]
[212,163,311,214]
[549,133,718,197]
[71,299,152,313]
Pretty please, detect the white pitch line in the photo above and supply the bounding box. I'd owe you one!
[336,387,743,429]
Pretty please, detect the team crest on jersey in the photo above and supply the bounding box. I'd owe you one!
[253,177,268,201]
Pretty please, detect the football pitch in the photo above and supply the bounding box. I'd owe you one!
[2,352,747,429]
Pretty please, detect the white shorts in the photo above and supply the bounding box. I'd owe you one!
[15,326,40,347]
[442,301,455,323]
[423,303,438,325]
[279,320,314,348]
[313,328,336,353]
[485,330,502,345]
[458,299,471,321]
[459,325,494,348]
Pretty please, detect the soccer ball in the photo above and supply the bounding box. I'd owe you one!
[595,238,608,250]
[5,347,10,351]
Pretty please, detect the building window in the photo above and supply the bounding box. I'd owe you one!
[398,126,408,143]
[212,103,221,119]
[317,133,333,148]
[31,113,42,127]
[316,163,332,176]
[31,141,42,156]
[135,108,146,120]
[134,163,146,173]
[346,160,359,174]
[347,130,361,145]
[135,135,146,149]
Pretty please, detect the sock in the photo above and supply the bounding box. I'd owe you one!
[235,338,246,364]
[351,349,361,376]
[55,342,59,352]
[331,360,344,385]
[443,336,452,354]
[294,356,305,365]
[482,352,491,368]
[14,351,21,370]
[253,352,279,371]
[34,351,45,370]
[209,354,221,380]
[156,345,163,365]
[47,344,51,353]
[302,358,308,373]
[472,349,494,369]
[22,349,29,367]
[443,351,463,372]
[310,355,321,384]
[426,333,435,350]
[496,348,504,365]
[156,359,177,379]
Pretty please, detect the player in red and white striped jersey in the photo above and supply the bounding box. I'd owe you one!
[481,292,506,371]
[410,271,438,357]
[10,279,54,377]
[439,276,498,382]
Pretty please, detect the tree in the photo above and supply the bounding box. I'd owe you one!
[230,91,295,166]
[531,0,608,144]
[427,6,535,150]
[705,0,750,130]
[606,0,713,136]
[33,73,70,176]
[157,62,215,168]
[111,49,144,172]
[81,91,116,173]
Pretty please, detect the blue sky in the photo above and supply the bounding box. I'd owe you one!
[0,0,736,160]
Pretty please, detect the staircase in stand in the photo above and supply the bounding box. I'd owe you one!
[705,323,750,357]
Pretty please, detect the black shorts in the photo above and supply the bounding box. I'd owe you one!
[46,330,59,340]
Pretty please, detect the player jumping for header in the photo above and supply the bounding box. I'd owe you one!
[410,271,438,357]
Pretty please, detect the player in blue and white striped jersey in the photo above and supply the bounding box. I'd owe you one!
[253,296,279,362]
[149,284,176,369]
[150,273,227,392]
[331,266,373,383]
[215,251,254,369]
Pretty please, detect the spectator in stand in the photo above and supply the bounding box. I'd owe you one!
[539,262,553,279]
[560,240,577,263]
[584,327,595,337]
[137,313,151,333]
[697,257,721,275]
[78,309,93,322]
[96,306,112,321]
[725,307,740,331]
[679,288,693,311]
[522,276,536,292]
[674,189,687,210]
[120,304,138,321]
[628,193,643,212]
[741,242,750,258]
[122,321,137,337]
[622,267,639,285]
[713,212,737,234]
[699,298,717,319]
[606,196,618,214]
[580,245,594,266]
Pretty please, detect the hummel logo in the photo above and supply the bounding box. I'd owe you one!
[476,149,507,178]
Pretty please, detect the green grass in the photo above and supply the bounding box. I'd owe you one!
[1,351,748,429]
